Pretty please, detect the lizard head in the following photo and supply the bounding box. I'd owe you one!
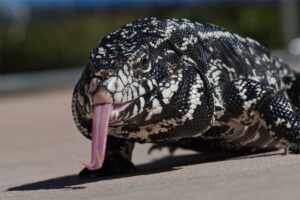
[72,18,189,170]
[72,18,186,134]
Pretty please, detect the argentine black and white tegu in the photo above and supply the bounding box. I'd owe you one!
[72,18,300,179]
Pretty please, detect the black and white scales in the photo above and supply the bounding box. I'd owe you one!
[71,18,300,178]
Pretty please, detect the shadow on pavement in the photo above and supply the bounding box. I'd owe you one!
[6,151,280,191]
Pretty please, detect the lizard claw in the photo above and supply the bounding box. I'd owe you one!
[148,144,178,155]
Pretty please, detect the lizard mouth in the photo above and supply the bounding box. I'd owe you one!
[110,103,131,121]
[92,87,132,121]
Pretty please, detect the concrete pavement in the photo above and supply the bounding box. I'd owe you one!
[1,87,299,200]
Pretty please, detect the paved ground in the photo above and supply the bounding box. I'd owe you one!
[0,87,299,200]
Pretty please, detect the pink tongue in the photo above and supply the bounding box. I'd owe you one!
[80,103,112,170]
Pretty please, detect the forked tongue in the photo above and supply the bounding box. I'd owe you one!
[80,103,112,170]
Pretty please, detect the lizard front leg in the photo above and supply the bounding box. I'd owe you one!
[79,136,136,179]
[258,91,300,153]
[223,79,300,153]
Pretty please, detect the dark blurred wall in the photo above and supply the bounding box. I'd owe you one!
[1,4,299,74]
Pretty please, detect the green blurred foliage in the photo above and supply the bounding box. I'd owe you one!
[0,5,299,74]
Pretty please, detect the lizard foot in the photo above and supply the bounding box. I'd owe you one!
[78,155,136,179]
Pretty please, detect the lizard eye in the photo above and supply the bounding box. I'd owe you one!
[141,57,152,73]
[141,57,148,65]
[133,57,151,74]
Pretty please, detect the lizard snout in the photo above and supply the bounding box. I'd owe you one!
[93,88,113,105]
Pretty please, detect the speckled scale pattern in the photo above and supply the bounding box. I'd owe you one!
[223,79,274,120]
[259,92,300,141]
[72,18,300,176]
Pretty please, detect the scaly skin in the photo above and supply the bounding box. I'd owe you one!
[72,18,300,179]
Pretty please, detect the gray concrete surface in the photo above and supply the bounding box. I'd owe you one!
[0,87,300,200]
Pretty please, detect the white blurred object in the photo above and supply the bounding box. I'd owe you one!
[288,38,300,56]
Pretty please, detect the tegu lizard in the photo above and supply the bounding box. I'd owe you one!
[72,18,300,179]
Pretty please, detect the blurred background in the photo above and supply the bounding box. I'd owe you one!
[0,0,299,92]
